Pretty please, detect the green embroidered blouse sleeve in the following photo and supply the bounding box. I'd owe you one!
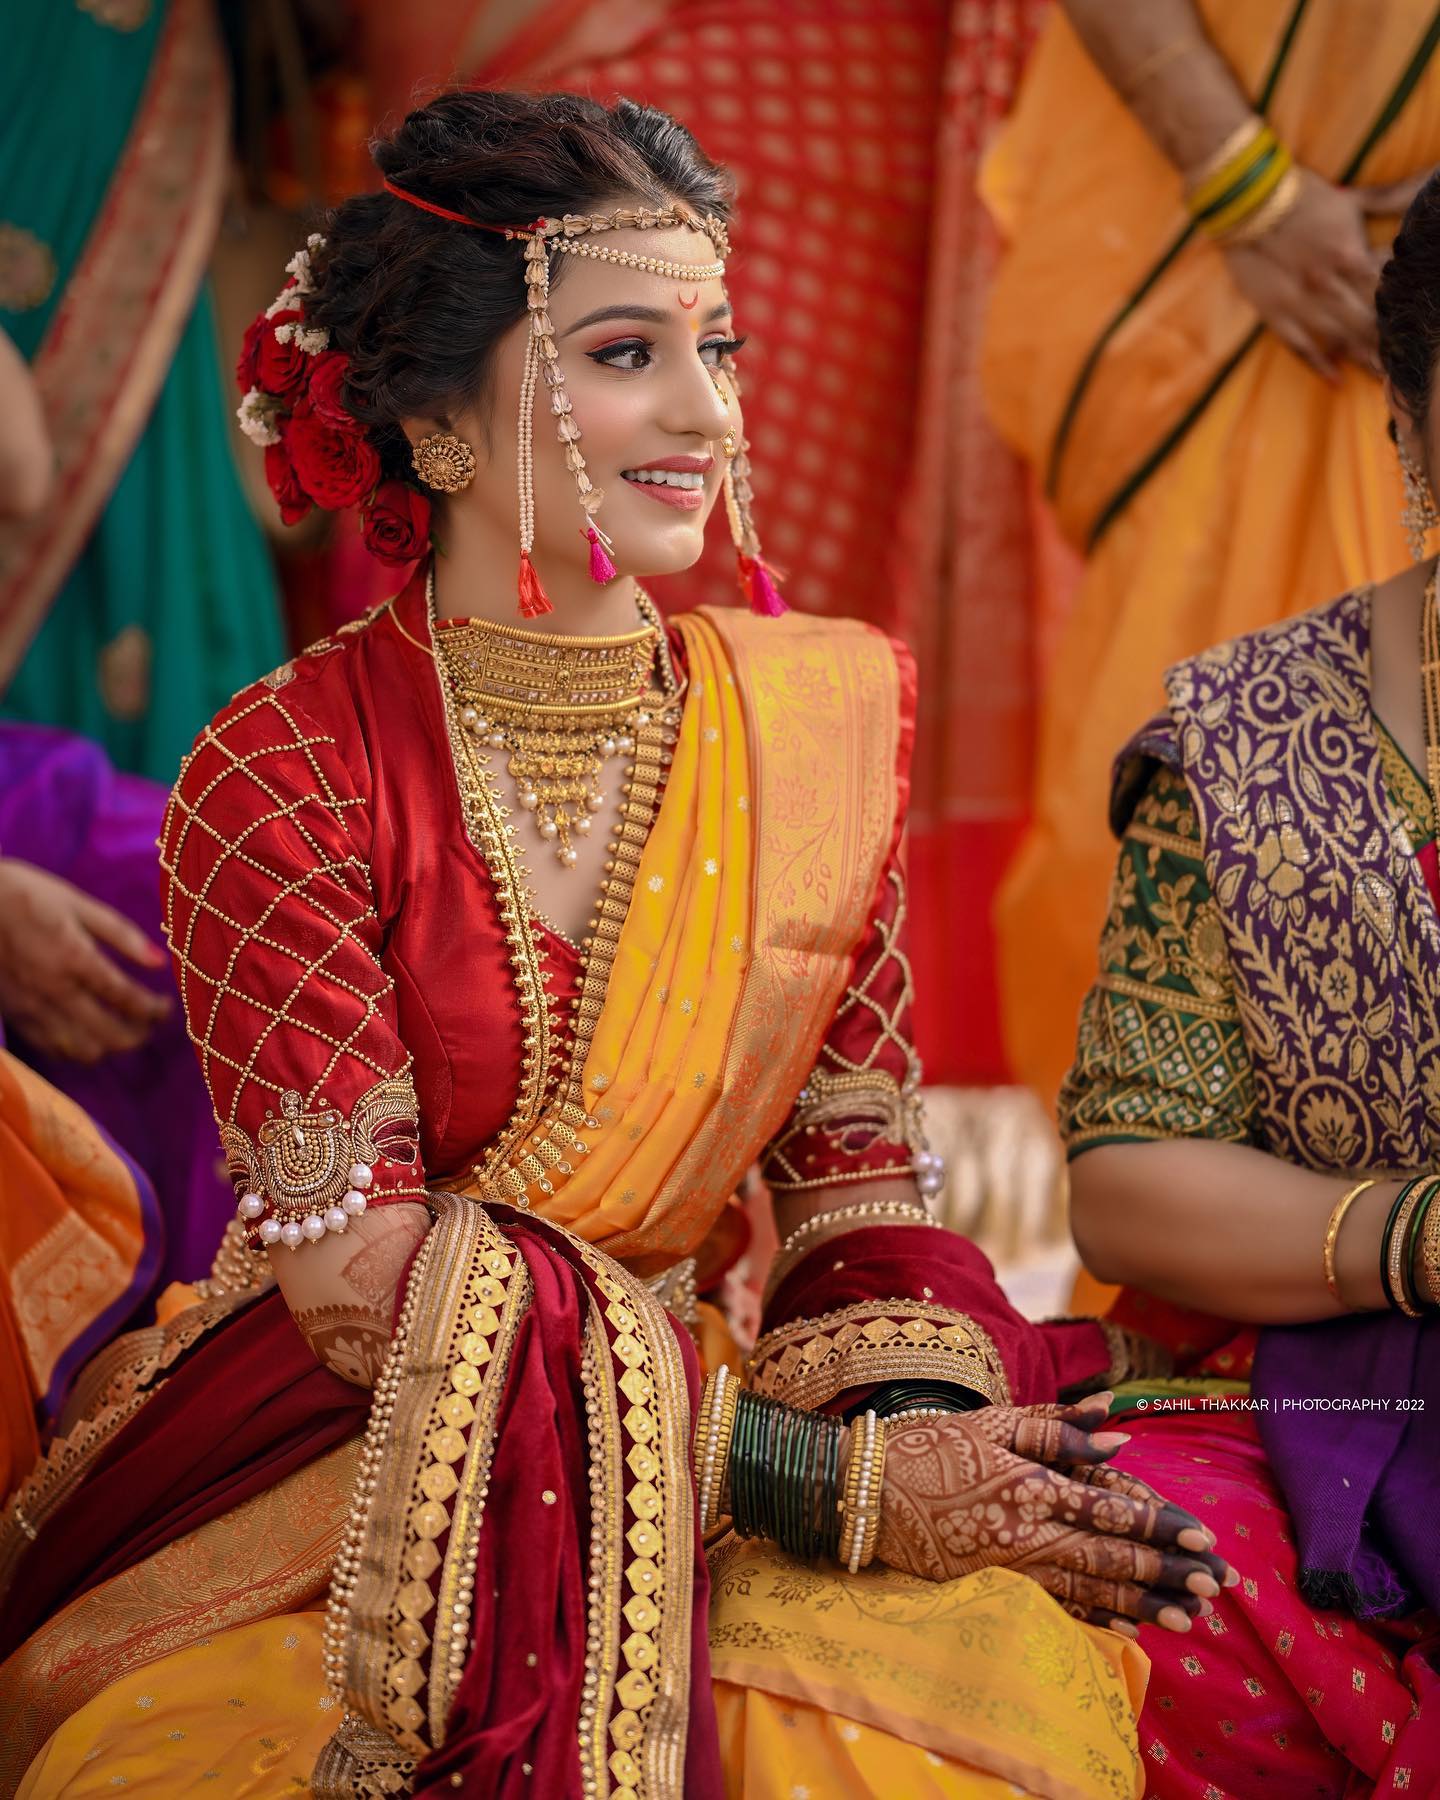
[1058,765,1258,1156]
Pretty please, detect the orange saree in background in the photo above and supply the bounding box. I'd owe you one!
[0,1050,157,1497]
[982,0,1440,1099]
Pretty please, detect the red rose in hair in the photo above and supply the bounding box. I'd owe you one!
[362,481,431,565]
[253,309,311,403]
[307,351,354,429]
[264,442,311,527]
[235,314,267,395]
[286,412,380,510]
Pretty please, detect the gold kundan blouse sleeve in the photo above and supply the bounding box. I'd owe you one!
[1059,764,1258,1155]
[159,667,425,1254]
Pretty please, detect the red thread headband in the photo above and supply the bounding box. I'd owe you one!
[381,177,544,237]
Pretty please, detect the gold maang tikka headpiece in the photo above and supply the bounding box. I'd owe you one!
[381,180,784,619]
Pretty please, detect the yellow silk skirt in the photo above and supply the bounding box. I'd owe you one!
[15,1554,1145,1800]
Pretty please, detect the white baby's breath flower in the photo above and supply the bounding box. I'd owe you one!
[236,389,280,447]
[273,318,330,355]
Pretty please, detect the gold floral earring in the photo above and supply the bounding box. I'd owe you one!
[411,431,476,494]
[1396,434,1439,561]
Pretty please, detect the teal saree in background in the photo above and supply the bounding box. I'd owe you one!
[0,0,283,783]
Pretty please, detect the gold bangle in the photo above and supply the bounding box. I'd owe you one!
[1218,162,1302,247]
[1386,1181,1430,1319]
[694,1365,740,1532]
[838,1410,888,1573]
[1323,1179,1377,1305]
[1417,1191,1440,1308]
[1185,118,1269,206]
[1204,144,1294,239]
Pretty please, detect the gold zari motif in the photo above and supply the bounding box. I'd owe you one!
[748,1299,1010,1411]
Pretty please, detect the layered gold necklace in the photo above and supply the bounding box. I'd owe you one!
[431,571,675,866]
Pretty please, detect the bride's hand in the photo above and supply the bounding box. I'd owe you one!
[873,1395,1239,1639]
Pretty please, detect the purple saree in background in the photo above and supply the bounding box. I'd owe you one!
[0,722,232,1288]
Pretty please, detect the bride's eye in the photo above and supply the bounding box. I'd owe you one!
[700,335,748,367]
[587,339,653,372]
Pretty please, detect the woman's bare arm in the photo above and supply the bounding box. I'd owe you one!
[1059,0,1251,171]
[269,1200,431,1387]
[1069,1140,1398,1322]
[0,330,52,517]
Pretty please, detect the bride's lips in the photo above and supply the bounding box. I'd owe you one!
[621,454,713,513]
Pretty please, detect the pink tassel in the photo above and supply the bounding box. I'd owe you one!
[517,551,553,620]
[739,553,787,618]
[585,525,617,585]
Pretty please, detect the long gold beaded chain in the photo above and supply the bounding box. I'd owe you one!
[1421,562,1440,836]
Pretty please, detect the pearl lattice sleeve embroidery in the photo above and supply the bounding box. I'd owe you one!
[760,862,943,1197]
[159,681,423,1252]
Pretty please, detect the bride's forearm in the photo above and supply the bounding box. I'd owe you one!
[1069,1142,1399,1323]
[269,1199,432,1386]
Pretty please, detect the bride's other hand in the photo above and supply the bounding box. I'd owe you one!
[874,1398,1238,1639]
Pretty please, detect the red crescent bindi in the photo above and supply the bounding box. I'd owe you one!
[677,291,699,310]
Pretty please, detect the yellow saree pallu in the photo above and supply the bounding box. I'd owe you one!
[3,611,1145,1798]
[981,0,1440,1096]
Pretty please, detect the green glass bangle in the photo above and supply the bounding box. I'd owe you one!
[1193,138,1282,227]
[1380,1178,1422,1311]
[849,1381,981,1423]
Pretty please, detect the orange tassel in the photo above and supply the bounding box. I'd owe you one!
[517,552,553,619]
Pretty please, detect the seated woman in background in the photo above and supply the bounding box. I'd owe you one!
[1061,172,1440,1796]
[0,90,1231,1800]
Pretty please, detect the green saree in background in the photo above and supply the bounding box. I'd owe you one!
[0,0,282,783]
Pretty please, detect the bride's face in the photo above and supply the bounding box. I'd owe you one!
[451,223,738,583]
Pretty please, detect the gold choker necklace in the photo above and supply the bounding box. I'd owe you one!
[430,575,675,866]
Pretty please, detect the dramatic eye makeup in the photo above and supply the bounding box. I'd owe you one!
[584,333,747,373]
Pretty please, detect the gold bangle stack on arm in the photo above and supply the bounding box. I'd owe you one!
[1323,1178,1377,1306]
[1419,1190,1440,1308]
[838,1409,887,1574]
[694,1365,741,1533]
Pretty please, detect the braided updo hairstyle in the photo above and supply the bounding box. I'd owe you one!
[307,90,736,487]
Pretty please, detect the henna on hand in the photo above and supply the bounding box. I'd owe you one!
[875,1412,1236,1632]
[292,1302,391,1388]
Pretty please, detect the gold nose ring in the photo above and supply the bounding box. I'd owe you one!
[722,429,738,459]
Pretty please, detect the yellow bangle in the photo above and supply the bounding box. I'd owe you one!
[1205,145,1295,240]
[1185,118,1270,208]
[1324,1178,1376,1305]
[1222,165,1302,247]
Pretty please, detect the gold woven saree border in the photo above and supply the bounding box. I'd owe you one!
[0,0,229,684]
[0,1288,255,1602]
[747,1299,1011,1411]
[318,1202,696,1797]
[568,1240,696,1796]
[321,1193,528,1778]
